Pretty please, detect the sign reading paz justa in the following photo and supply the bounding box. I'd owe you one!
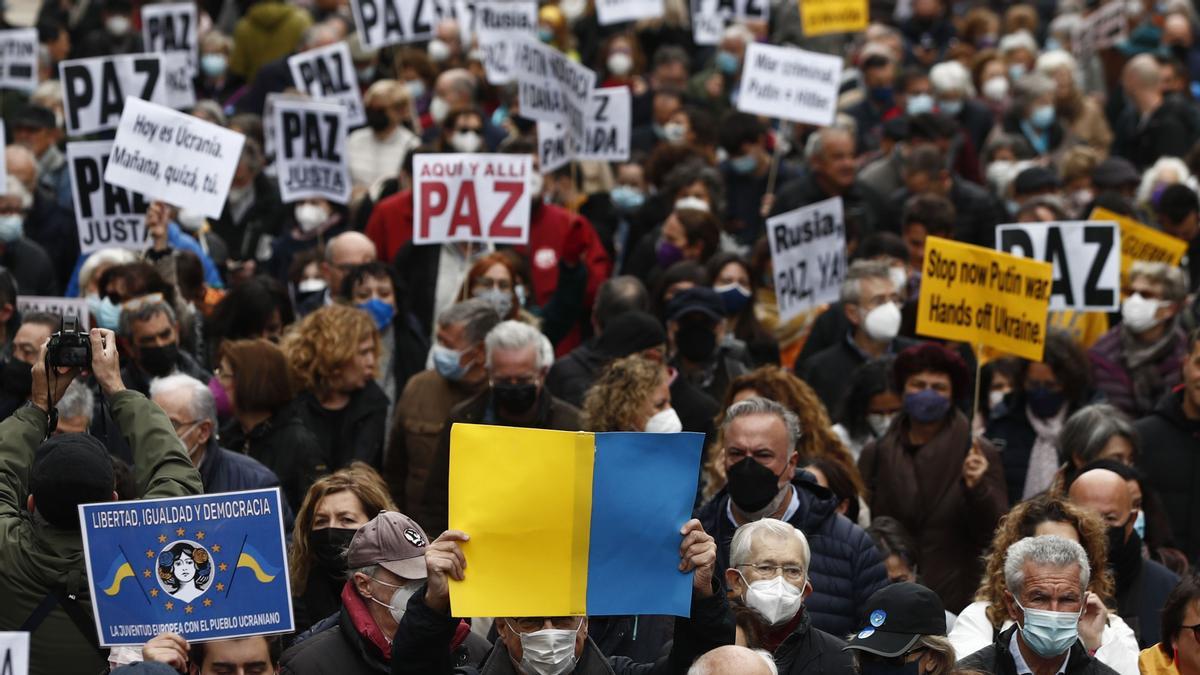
[67,140,150,254]
[996,221,1120,312]
[288,42,365,127]
[104,98,246,220]
[0,29,38,92]
[141,3,198,74]
[0,633,29,675]
[414,153,532,245]
[351,0,434,49]
[80,488,293,646]
[917,236,1053,361]
[800,0,868,37]
[737,43,841,126]
[766,196,846,325]
[513,38,595,142]
[595,0,663,26]
[475,0,537,85]
[272,98,350,205]
[60,53,195,137]
[17,296,91,329]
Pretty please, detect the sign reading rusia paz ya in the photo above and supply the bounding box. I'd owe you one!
[918,237,1053,361]
[766,197,845,326]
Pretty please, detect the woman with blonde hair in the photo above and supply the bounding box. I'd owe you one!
[948,495,1139,675]
[1035,50,1113,155]
[582,354,681,433]
[282,304,389,471]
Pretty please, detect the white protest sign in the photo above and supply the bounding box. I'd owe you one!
[288,42,366,127]
[767,196,846,325]
[104,98,246,220]
[996,221,1120,312]
[737,43,841,126]
[513,38,595,141]
[351,0,435,49]
[536,120,572,172]
[141,3,198,74]
[0,29,38,92]
[535,86,630,170]
[691,0,769,44]
[60,52,194,136]
[0,633,28,675]
[596,0,663,25]
[17,296,91,329]
[67,140,150,254]
[475,0,538,85]
[414,153,532,244]
[1073,2,1127,58]
[273,98,351,205]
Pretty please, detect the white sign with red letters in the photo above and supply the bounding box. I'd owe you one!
[414,153,532,245]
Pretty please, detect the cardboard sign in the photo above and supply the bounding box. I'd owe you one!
[536,86,631,170]
[0,633,29,675]
[1090,207,1188,283]
[414,153,532,245]
[691,0,769,44]
[596,0,663,26]
[350,0,434,49]
[996,221,1120,312]
[288,42,365,127]
[272,98,351,205]
[475,0,538,85]
[917,236,1053,361]
[67,140,150,254]
[737,43,841,126]
[767,197,846,326]
[17,296,91,329]
[60,53,195,137]
[104,98,246,220]
[0,29,38,92]
[801,0,868,36]
[80,489,293,646]
[141,3,198,74]
[513,38,596,142]
[1073,2,1127,58]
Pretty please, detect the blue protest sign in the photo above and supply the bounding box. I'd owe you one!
[79,488,293,646]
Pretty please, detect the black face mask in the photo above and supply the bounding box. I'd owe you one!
[726,457,785,513]
[139,344,179,378]
[309,527,357,575]
[1107,520,1142,591]
[1,359,32,398]
[365,107,391,132]
[493,382,539,417]
[676,323,717,362]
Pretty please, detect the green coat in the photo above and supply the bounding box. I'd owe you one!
[229,1,313,80]
[0,390,203,675]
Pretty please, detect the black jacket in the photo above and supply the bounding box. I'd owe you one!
[771,171,888,241]
[772,611,856,675]
[1135,389,1200,561]
[1114,97,1200,170]
[884,178,1005,248]
[546,339,611,408]
[211,172,286,263]
[698,475,889,637]
[956,626,1120,675]
[196,438,294,530]
[220,403,328,512]
[0,238,58,296]
[798,333,918,414]
[294,382,390,471]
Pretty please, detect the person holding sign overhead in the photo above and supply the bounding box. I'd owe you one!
[859,343,1007,613]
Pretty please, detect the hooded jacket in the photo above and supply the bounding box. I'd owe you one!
[229,1,313,80]
[1135,389,1200,561]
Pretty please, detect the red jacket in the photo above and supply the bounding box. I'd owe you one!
[365,189,415,263]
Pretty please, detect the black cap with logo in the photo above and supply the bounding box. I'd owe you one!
[843,583,947,658]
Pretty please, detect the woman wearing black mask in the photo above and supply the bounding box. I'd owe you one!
[859,343,1008,614]
[346,80,421,202]
[986,330,1096,503]
[289,463,396,635]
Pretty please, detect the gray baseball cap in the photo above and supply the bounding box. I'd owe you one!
[346,511,430,579]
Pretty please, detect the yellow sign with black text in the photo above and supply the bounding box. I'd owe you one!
[917,237,1053,361]
[800,0,868,37]
[1089,207,1187,282]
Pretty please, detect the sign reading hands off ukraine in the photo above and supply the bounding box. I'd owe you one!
[80,488,292,646]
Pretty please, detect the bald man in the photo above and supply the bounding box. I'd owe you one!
[1114,53,1198,169]
[298,230,379,317]
[1069,466,1178,648]
[688,646,778,674]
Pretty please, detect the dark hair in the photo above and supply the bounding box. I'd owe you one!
[863,53,892,71]
[804,457,862,523]
[867,515,919,571]
[683,106,719,149]
[652,45,690,70]
[99,262,176,306]
[1160,572,1200,657]
[1057,404,1138,468]
[855,232,910,263]
[662,161,725,215]
[20,311,61,332]
[0,268,14,340]
[341,261,398,299]
[902,193,956,237]
[1022,329,1093,411]
[157,542,212,593]
[673,209,722,262]
[897,66,930,93]
[904,145,948,178]
[837,356,899,440]
[1157,184,1200,223]
[110,455,136,500]
[219,339,295,414]
[175,251,206,303]
[190,635,281,669]
[652,261,709,317]
[908,112,958,142]
[978,356,1021,420]
[206,277,295,362]
[594,276,649,331]
[438,108,484,151]
[894,342,969,401]
[36,20,65,44]
[718,112,766,155]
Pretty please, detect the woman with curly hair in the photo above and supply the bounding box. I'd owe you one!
[282,304,389,471]
[582,354,680,433]
[948,496,1139,675]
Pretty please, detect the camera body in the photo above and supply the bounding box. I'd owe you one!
[46,316,92,369]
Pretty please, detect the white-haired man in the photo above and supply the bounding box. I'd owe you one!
[420,320,580,535]
[689,645,778,674]
[956,535,1120,675]
[724,519,855,674]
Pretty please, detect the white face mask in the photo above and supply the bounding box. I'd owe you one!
[982,76,1010,102]
[560,0,586,21]
[741,573,804,626]
[888,267,907,294]
[106,15,132,36]
[176,209,206,232]
[1121,292,1165,333]
[451,130,483,153]
[294,203,330,232]
[861,301,902,342]
[430,96,451,124]
[529,172,545,197]
[865,412,894,437]
[367,582,417,624]
[989,389,1006,409]
[0,214,23,243]
[662,122,686,144]
[427,38,452,63]
[607,51,633,76]
[644,407,683,433]
[509,622,579,675]
[674,196,709,213]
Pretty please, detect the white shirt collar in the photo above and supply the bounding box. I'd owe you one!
[1008,629,1070,675]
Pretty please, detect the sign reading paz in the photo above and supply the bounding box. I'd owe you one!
[60,53,194,137]
[68,140,150,254]
[141,3,198,74]
[917,237,1052,361]
[272,98,350,205]
[737,43,841,126]
[104,98,246,220]
[80,489,292,646]
[0,29,38,92]
[414,153,531,245]
[800,0,868,37]
[351,0,434,49]
[996,221,1120,312]
[767,197,846,326]
[288,42,366,127]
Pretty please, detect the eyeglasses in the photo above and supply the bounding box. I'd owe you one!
[1182,624,1200,641]
[507,617,584,633]
[171,418,201,434]
[473,278,513,292]
[737,563,805,581]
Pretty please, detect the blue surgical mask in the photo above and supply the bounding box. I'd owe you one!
[1133,509,1146,540]
[714,282,752,314]
[475,288,513,317]
[87,293,122,331]
[906,93,935,116]
[716,50,740,75]
[938,99,963,116]
[432,343,469,381]
[405,79,426,100]
[1009,63,1027,81]
[729,153,758,175]
[0,214,21,243]
[538,27,555,43]
[200,53,227,78]
[356,298,395,330]
[903,389,951,423]
[1030,104,1056,130]
[1045,37,1063,52]
[610,185,645,212]
[1015,600,1082,658]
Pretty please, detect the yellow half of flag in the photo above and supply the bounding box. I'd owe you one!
[237,553,277,583]
[103,562,135,596]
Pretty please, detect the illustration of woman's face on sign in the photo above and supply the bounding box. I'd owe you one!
[157,540,212,603]
[174,551,196,582]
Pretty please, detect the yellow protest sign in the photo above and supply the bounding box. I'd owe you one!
[1090,207,1187,281]
[448,424,594,617]
[801,0,868,36]
[917,237,1053,361]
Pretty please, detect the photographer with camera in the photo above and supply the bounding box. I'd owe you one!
[0,326,203,675]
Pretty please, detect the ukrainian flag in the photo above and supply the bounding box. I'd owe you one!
[236,545,280,583]
[101,559,135,596]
